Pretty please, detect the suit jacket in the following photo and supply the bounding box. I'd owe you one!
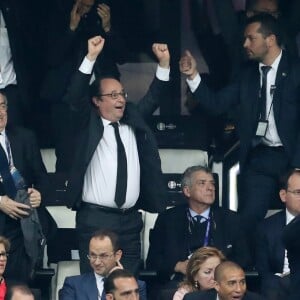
[255,210,287,291]
[282,214,300,300]
[0,126,55,239]
[59,272,147,300]
[183,289,264,300]
[146,204,250,280]
[192,52,300,170]
[63,69,169,213]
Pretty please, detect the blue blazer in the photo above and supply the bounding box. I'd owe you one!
[59,272,147,300]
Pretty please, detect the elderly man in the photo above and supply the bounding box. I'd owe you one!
[0,92,52,282]
[147,166,249,284]
[59,229,146,300]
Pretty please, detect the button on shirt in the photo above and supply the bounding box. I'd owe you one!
[83,118,140,209]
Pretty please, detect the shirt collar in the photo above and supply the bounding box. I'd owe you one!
[286,208,296,225]
[101,117,121,127]
[189,207,211,219]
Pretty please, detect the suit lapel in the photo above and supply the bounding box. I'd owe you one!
[81,273,99,300]
[273,52,289,117]
[85,112,104,165]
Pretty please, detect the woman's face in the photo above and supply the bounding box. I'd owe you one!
[194,256,221,290]
[0,243,7,277]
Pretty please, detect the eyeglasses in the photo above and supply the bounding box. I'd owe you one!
[0,252,8,259]
[0,103,7,112]
[287,189,300,197]
[87,252,114,262]
[99,91,128,100]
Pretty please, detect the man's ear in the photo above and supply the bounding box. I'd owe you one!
[183,186,191,198]
[279,189,287,204]
[214,281,219,293]
[106,293,114,300]
[115,249,122,262]
[92,96,100,107]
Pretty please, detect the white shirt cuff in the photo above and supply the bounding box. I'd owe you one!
[79,56,96,74]
[156,65,170,81]
[186,73,201,93]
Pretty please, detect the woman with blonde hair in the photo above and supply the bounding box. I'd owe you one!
[173,246,225,300]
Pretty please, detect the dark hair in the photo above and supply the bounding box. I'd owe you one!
[104,269,136,294]
[89,76,121,99]
[5,284,33,300]
[181,165,212,190]
[0,236,10,252]
[279,169,300,190]
[245,13,283,46]
[91,229,121,252]
[245,0,279,12]
[214,261,244,282]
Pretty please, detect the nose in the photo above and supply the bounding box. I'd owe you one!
[243,39,248,48]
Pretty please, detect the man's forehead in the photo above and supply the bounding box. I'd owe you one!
[192,171,214,180]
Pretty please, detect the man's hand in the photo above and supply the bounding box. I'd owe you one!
[87,36,105,61]
[97,3,111,33]
[152,43,170,69]
[179,50,198,80]
[28,188,41,208]
[0,196,30,220]
[174,260,188,275]
[70,0,81,31]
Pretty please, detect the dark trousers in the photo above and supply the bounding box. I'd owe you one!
[3,218,31,283]
[76,205,143,275]
[238,145,289,261]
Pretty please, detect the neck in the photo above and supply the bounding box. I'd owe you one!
[261,47,281,66]
[189,201,210,214]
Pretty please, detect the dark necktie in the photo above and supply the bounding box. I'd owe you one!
[260,65,271,120]
[0,142,16,198]
[110,122,127,207]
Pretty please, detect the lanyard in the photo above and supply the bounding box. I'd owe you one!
[186,209,212,253]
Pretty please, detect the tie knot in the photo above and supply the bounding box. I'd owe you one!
[110,122,119,129]
[260,66,271,77]
[195,215,207,223]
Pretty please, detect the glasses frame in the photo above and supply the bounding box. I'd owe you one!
[287,189,300,197]
[99,91,128,100]
[87,252,115,262]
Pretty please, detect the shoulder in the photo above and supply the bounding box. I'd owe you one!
[184,289,215,300]
[244,291,265,300]
[158,205,187,219]
[64,273,91,284]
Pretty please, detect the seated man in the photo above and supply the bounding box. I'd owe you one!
[146,165,250,283]
[282,213,300,300]
[59,229,146,300]
[104,269,139,300]
[255,168,300,299]
[183,261,264,300]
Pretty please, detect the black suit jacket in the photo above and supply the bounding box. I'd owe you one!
[63,69,169,213]
[193,52,300,170]
[255,210,286,290]
[282,214,300,300]
[0,126,55,238]
[184,289,264,300]
[146,204,250,280]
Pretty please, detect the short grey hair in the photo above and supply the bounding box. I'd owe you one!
[181,165,212,190]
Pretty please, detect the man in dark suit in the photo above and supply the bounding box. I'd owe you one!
[183,261,264,300]
[63,35,170,274]
[282,213,300,300]
[255,168,300,299]
[180,13,300,243]
[0,92,52,282]
[59,229,146,300]
[146,166,249,283]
